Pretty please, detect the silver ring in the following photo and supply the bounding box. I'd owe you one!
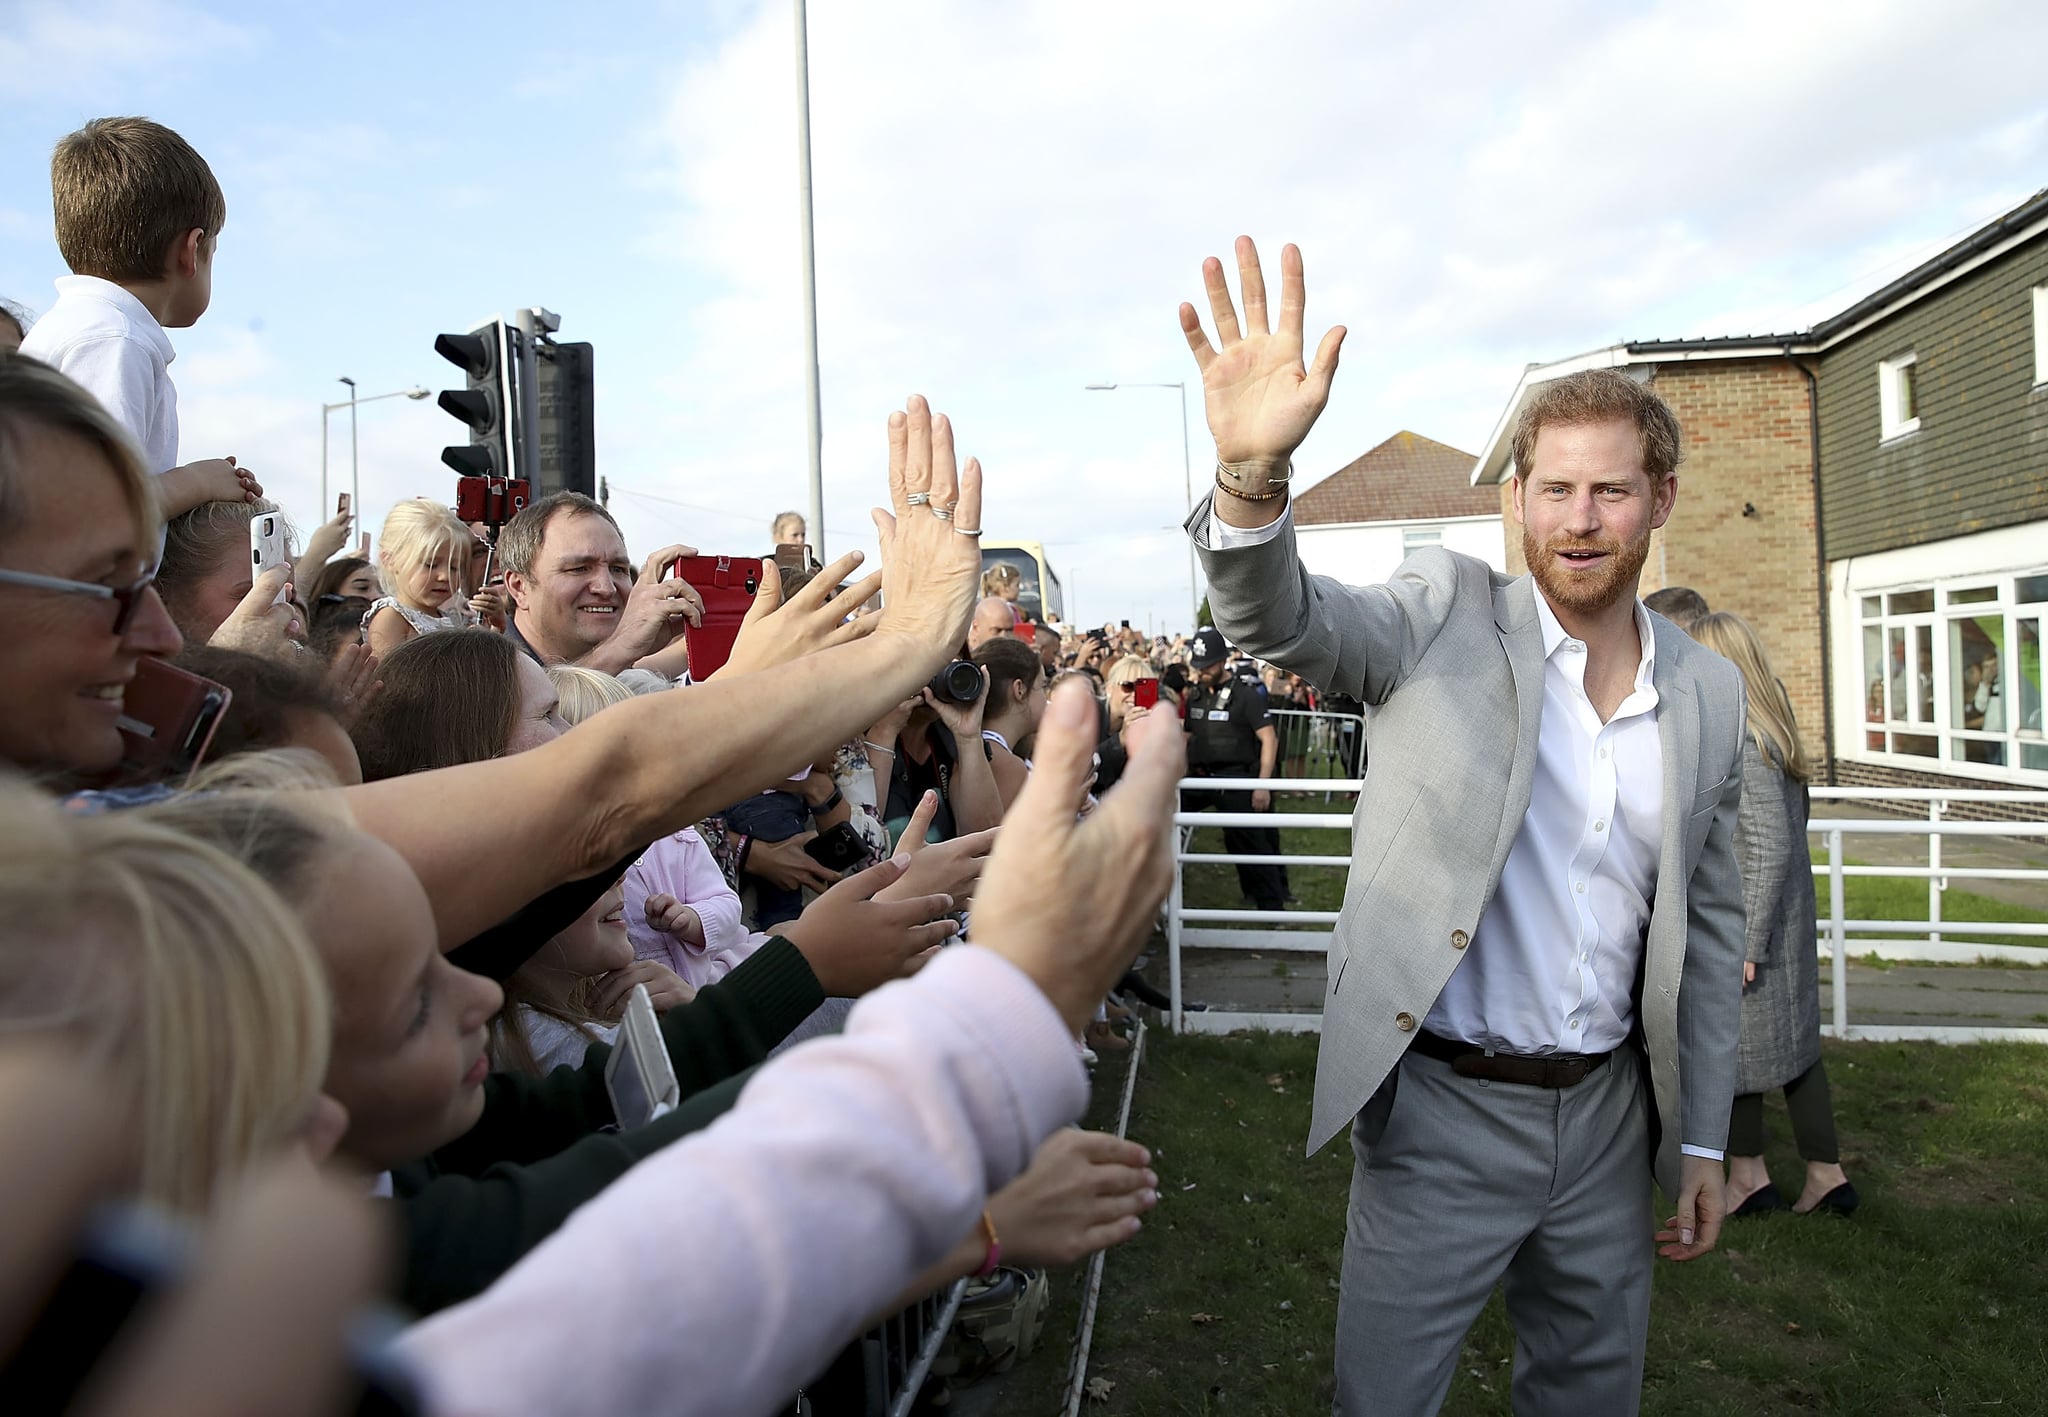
[953,526,983,537]
[906,492,931,506]
[930,507,953,521]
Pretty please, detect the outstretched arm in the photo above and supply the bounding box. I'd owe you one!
[342,396,986,948]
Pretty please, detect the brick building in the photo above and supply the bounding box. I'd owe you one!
[1466,187,2048,796]
[1291,430,1502,588]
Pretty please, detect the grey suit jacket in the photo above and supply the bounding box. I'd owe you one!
[1189,500,1747,1197]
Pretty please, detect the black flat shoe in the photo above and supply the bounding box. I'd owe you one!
[1800,1182,1859,1217]
[1732,1184,1790,1217]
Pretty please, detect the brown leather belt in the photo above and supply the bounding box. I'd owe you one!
[1410,1029,1610,1088]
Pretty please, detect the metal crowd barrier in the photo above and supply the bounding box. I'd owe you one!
[795,1277,965,1416]
[1164,779,2048,1044]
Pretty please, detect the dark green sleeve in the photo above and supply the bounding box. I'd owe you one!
[387,1066,757,1316]
[427,936,822,1175]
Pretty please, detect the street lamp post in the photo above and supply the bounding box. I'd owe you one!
[320,382,432,512]
[1086,381,1199,627]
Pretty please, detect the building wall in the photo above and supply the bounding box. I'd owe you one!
[1496,358,1829,768]
[1296,515,1504,589]
[1815,231,2048,560]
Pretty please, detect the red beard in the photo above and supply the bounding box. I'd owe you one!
[1523,524,1651,616]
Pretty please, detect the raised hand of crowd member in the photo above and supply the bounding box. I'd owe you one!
[881,810,997,908]
[714,548,882,681]
[1180,237,1346,527]
[920,666,1006,834]
[578,543,702,674]
[641,891,707,949]
[467,582,510,634]
[742,832,844,895]
[776,851,959,995]
[294,499,353,589]
[591,957,697,1017]
[324,640,381,724]
[207,563,300,656]
[158,452,261,518]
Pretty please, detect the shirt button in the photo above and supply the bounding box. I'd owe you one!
[1450,930,1469,950]
[1594,820,1606,832]
[1569,1018,1581,1029]
[1395,1012,1416,1032]
[1575,881,1586,893]
[1598,748,1609,760]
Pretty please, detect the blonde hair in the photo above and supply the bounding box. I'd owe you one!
[377,499,468,607]
[981,561,1021,598]
[0,353,159,548]
[1688,611,1811,782]
[547,664,632,725]
[0,777,331,1216]
[1511,368,1684,484]
[51,117,226,283]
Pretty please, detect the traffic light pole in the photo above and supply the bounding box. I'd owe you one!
[794,0,826,559]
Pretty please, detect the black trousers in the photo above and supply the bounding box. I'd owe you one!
[1182,772,1287,911]
[1727,1058,1840,1163]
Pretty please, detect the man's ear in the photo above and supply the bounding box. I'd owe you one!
[1509,472,1528,527]
[504,569,533,611]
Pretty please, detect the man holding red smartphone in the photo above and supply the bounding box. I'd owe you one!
[496,492,702,673]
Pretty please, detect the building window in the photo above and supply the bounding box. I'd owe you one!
[1402,525,1443,555]
[1858,572,2048,776]
[2033,284,2048,387]
[1878,353,1920,440]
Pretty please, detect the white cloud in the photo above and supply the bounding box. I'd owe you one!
[0,0,257,99]
[600,0,2048,628]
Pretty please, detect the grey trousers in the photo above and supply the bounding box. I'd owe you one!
[1332,1046,1653,1417]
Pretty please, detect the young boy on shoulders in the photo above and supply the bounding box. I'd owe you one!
[20,117,261,518]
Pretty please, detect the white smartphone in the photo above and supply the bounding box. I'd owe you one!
[249,511,291,605]
[603,984,679,1129]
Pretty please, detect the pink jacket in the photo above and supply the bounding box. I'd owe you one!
[396,946,1086,1416]
[622,828,760,988]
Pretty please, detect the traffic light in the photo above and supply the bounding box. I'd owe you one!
[433,318,517,480]
[535,339,595,499]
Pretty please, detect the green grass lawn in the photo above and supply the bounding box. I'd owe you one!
[1811,848,2048,952]
[990,1030,2048,1416]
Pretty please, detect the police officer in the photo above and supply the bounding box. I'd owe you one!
[1181,626,1287,913]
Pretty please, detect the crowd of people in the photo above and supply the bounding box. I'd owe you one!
[0,115,1861,1417]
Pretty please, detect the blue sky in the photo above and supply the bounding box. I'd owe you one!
[5,0,2046,632]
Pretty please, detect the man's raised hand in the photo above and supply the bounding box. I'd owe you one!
[1179,237,1345,471]
[872,395,983,660]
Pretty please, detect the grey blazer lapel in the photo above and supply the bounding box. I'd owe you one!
[1490,577,1545,884]
[1653,623,1702,872]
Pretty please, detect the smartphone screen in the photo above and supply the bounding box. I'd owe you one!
[604,984,679,1129]
[337,492,351,518]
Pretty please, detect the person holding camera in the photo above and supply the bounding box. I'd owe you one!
[879,657,1005,844]
[971,637,1049,811]
[1181,625,1287,914]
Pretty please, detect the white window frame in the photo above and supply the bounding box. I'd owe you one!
[2033,283,2048,388]
[1852,570,2048,782]
[1878,352,1921,441]
[1401,524,1443,555]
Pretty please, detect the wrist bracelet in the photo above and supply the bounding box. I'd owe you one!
[974,1208,1002,1278]
[735,834,754,876]
[862,739,896,757]
[816,786,844,815]
[1215,458,1292,502]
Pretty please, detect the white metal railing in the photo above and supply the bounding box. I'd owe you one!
[1165,780,2048,1043]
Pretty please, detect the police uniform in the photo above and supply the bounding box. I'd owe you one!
[1182,630,1287,912]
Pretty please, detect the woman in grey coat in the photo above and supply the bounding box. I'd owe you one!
[1690,613,1856,1217]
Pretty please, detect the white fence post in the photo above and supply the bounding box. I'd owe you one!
[1167,836,1185,1035]
[1928,797,1944,948]
[1829,828,1848,1035]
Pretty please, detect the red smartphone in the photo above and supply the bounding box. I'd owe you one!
[1132,677,1160,709]
[115,658,232,785]
[454,475,531,527]
[671,555,760,679]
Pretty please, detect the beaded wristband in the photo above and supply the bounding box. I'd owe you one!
[1215,458,1292,502]
[974,1208,1002,1277]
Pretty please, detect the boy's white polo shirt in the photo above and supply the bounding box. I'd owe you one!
[19,275,180,476]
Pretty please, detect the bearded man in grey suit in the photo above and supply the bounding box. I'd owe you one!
[1177,238,1747,1416]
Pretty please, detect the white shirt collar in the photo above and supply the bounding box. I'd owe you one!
[1530,589,1658,692]
[52,274,176,363]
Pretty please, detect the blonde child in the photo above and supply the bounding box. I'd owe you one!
[365,500,471,659]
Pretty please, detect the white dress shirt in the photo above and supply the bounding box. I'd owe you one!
[1209,505,1721,1159]
[19,275,180,475]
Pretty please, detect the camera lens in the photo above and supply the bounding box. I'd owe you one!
[928,660,983,704]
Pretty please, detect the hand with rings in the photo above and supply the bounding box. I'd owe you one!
[876,393,985,659]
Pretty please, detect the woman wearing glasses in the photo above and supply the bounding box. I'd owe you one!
[0,354,184,779]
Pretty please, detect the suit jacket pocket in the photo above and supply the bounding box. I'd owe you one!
[1352,1065,1400,1153]
[1689,777,1728,818]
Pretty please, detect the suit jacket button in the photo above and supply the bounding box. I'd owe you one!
[1450,930,1469,950]
[1395,1011,1416,1032]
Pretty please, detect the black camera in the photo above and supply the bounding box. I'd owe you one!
[928,660,984,704]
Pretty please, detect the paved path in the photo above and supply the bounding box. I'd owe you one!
[1170,949,2048,1030]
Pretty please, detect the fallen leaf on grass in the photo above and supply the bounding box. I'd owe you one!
[1784,1321,1802,1335]
[1181,1182,1198,1191]
[1278,1300,1293,1311]
[1191,1313,1218,1325]
[1085,1376,1116,1402]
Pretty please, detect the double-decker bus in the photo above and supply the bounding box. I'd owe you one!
[980,541,1064,626]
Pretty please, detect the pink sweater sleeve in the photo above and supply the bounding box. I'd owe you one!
[396,946,1086,1417]
[623,829,750,984]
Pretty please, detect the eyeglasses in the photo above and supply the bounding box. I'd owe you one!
[0,566,159,636]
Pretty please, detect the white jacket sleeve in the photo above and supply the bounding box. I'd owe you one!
[396,945,1087,1417]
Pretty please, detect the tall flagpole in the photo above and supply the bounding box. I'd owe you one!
[794,0,826,558]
